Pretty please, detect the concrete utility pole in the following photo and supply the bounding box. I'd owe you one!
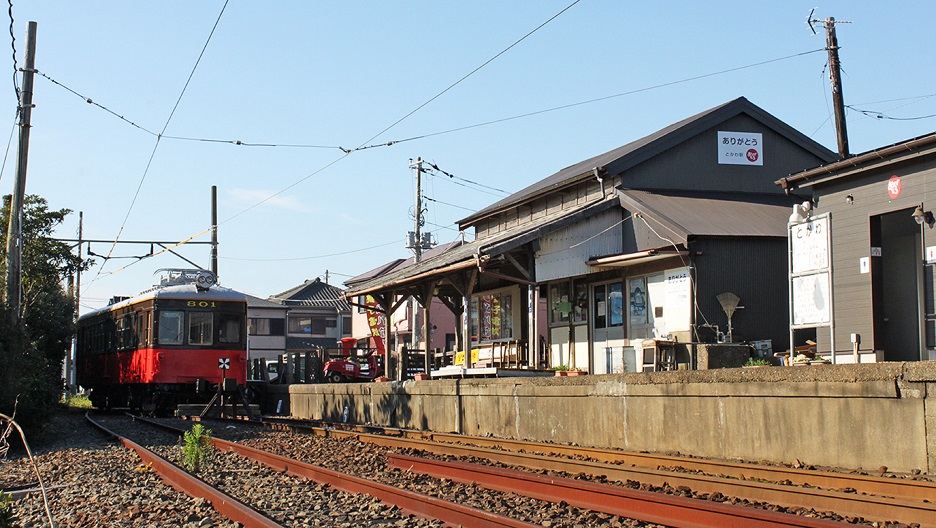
[809,13,849,158]
[408,158,426,353]
[5,21,37,323]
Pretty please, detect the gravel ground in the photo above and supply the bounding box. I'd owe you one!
[1,409,236,528]
[3,409,661,527]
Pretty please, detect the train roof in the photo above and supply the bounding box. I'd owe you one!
[79,271,247,321]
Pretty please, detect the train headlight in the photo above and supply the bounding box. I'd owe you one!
[195,270,217,291]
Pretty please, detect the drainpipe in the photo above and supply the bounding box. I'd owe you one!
[593,167,606,199]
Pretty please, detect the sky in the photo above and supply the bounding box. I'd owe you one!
[4,1,935,314]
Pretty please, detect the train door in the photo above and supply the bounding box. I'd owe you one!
[871,208,923,361]
[592,280,625,374]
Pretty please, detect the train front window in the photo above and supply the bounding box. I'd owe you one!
[189,312,213,346]
[218,313,241,344]
[158,311,184,345]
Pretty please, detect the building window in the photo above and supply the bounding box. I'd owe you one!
[573,280,588,324]
[287,314,331,335]
[595,281,625,330]
[342,317,352,336]
[249,317,284,336]
[549,282,570,326]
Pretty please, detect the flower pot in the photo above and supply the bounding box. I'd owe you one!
[414,373,430,381]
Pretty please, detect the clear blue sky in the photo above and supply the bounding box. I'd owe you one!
[5,1,935,313]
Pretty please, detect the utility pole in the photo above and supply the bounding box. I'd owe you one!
[210,185,218,276]
[809,12,849,158]
[407,158,427,353]
[5,21,37,323]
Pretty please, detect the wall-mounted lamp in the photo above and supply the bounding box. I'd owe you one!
[845,194,854,205]
[912,206,934,226]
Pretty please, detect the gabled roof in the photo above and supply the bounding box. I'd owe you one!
[270,278,350,311]
[616,189,795,244]
[346,199,618,297]
[345,239,465,288]
[245,294,286,309]
[460,97,834,226]
[344,240,465,288]
[778,132,936,190]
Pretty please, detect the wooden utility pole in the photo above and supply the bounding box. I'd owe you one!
[4,21,37,323]
[809,12,849,158]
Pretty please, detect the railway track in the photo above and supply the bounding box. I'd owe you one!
[86,412,532,527]
[216,415,936,527]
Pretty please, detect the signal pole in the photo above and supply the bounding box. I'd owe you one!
[809,12,850,158]
[5,21,37,323]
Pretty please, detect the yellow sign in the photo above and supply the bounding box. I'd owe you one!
[453,349,480,366]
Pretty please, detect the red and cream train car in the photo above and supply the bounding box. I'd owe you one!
[76,269,247,412]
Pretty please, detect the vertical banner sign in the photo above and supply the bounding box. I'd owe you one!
[717,131,763,166]
[364,295,386,354]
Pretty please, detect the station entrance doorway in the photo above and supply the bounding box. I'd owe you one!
[871,208,923,361]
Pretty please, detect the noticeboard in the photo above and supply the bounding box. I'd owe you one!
[790,214,832,328]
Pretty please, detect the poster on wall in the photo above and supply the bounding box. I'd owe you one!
[609,283,623,326]
[664,267,691,332]
[629,278,647,325]
[717,131,763,166]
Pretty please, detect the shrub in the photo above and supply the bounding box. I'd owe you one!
[181,424,213,472]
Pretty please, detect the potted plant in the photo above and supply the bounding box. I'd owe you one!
[743,358,771,368]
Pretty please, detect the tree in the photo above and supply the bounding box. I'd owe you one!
[0,194,91,436]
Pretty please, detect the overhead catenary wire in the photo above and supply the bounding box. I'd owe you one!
[351,0,582,151]
[220,239,401,262]
[83,0,229,288]
[144,45,832,269]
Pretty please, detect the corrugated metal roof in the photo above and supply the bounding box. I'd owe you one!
[616,189,794,242]
[459,97,834,226]
[346,199,617,296]
[343,240,465,287]
[778,132,936,189]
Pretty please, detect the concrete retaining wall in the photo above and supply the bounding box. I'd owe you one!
[289,362,936,475]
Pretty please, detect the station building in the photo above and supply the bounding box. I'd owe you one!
[346,97,835,374]
[778,132,936,362]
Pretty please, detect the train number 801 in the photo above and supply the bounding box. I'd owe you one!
[186,301,217,307]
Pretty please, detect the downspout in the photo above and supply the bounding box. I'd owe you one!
[593,167,606,199]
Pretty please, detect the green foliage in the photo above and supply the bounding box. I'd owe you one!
[62,393,93,409]
[181,424,213,472]
[0,492,14,528]
[744,357,772,367]
[551,364,570,371]
[0,195,92,437]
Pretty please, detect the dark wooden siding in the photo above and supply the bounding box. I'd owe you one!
[611,114,826,195]
[811,154,936,353]
[692,236,790,350]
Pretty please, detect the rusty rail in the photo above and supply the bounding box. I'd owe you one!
[135,415,536,528]
[248,417,936,526]
[85,413,280,528]
[388,453,848,528]
[258,416,936,506]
